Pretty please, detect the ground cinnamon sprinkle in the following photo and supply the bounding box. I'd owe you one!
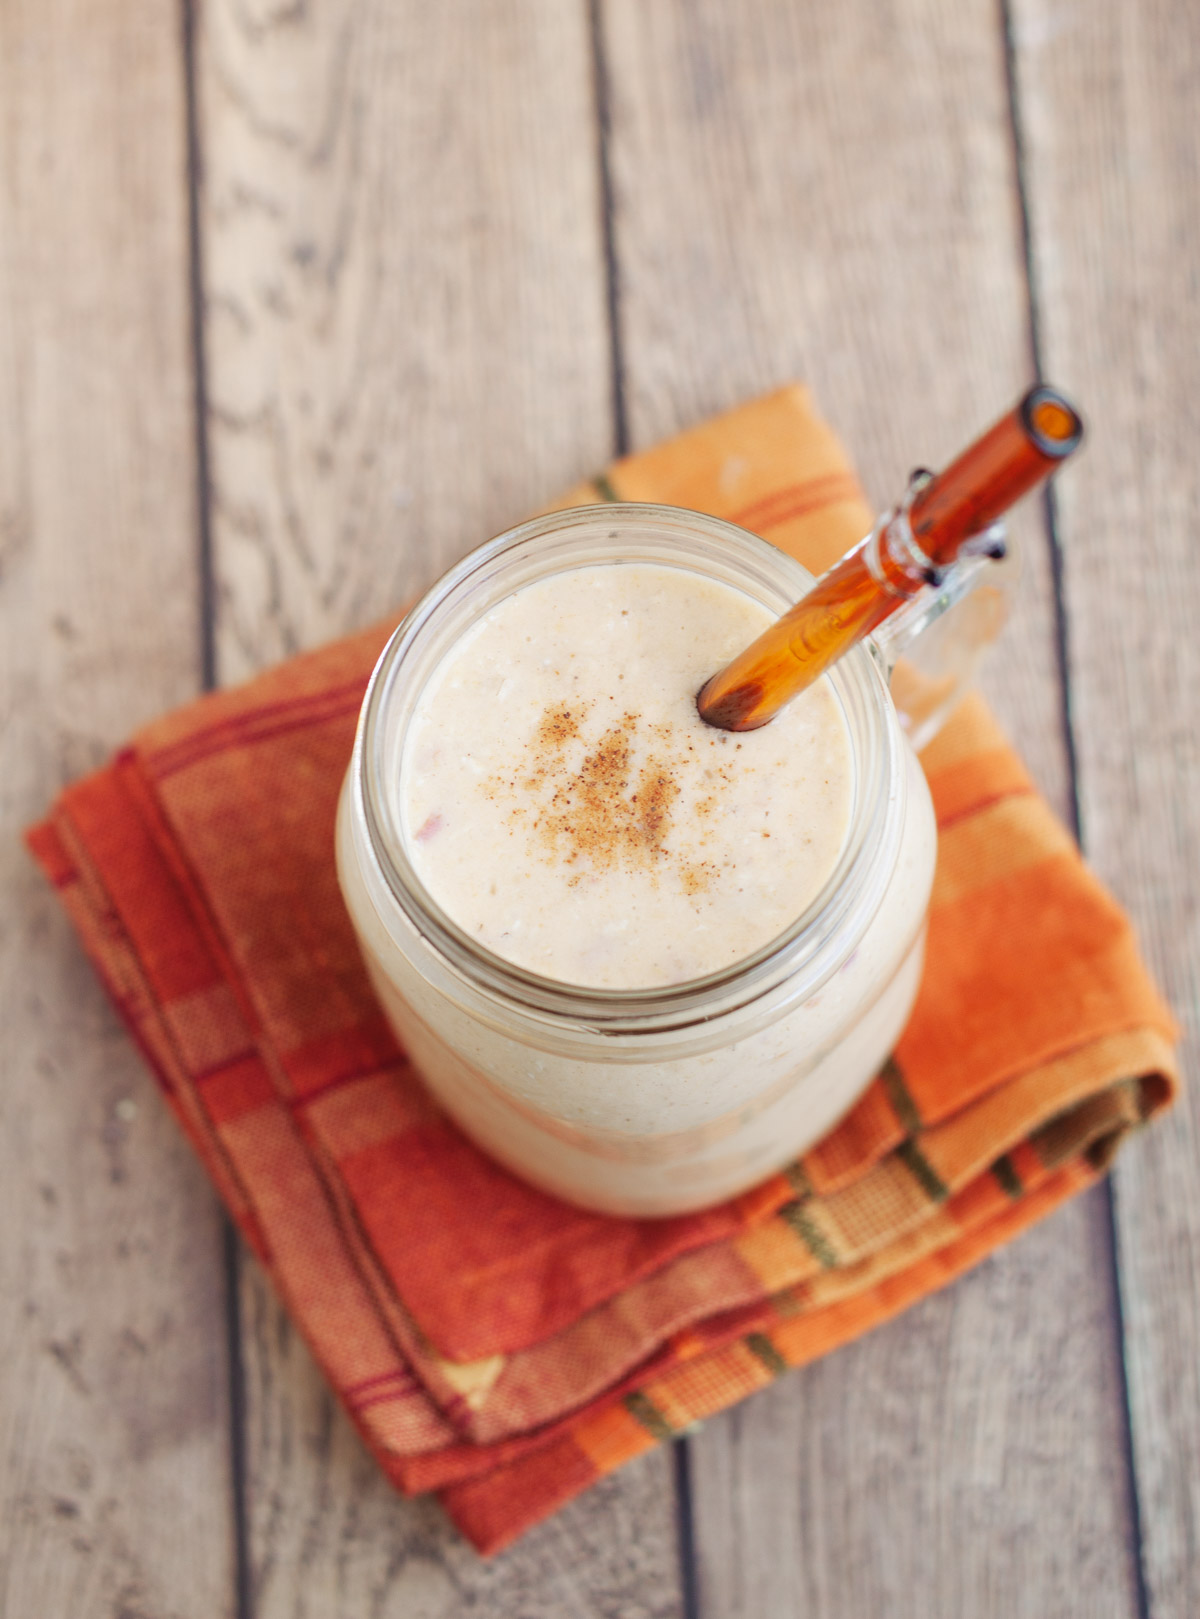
[402,564,856,985]
[499,702,718,885]
[536,702,583,749]
[679,860,716,896]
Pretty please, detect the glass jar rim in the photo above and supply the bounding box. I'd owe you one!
[355,503,904,1035]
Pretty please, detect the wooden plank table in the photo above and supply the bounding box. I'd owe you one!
[2,2,1196,1614]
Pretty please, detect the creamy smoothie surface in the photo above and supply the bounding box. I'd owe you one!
[399,563,853,989]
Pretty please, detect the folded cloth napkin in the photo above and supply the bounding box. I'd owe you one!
[28,386,1178,1555]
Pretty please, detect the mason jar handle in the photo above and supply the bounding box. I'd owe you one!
[869,488,1017,751]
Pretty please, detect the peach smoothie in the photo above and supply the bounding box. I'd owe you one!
[337,526,938,1216]
[401,564,854,989]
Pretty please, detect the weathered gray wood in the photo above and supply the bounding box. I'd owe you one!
[239,1288,683,1619]
[193,0,684,1608]
[0,5,234,1617]
[1010,1,1200,1613]
[602,0,1070,812]
[198,0,614,681]
[600,0,1140,1612]
[689,1197,1132,1616]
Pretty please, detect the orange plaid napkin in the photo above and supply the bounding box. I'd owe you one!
[28,387,1178,1554]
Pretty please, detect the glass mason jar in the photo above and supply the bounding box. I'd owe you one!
[336,504,1008,1217]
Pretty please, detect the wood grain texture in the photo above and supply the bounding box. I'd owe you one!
[198,0,614,681]
[601,0,1071,810]
[193,0,684,1608]
[689,1196,1133,1617]
[599,0,1140,1612]
[240,1278,683,1619]
[1010,1,1200,1612]
[0,5,233,1617]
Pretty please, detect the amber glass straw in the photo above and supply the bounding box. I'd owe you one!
[697,385,1084,731]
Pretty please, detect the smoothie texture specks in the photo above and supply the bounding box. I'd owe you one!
[399,564,853,988]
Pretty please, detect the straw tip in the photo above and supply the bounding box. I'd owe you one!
[696,677,769,732]
[1021,384,1084,458]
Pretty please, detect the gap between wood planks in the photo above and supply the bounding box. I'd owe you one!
[999,2,1152,1613]
[179,3,254,1617]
